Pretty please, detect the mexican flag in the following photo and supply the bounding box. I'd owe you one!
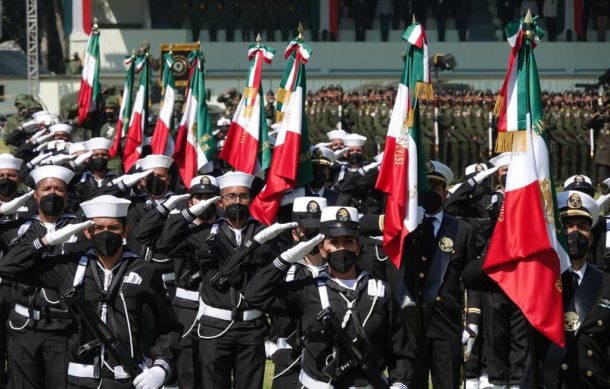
[310,0,339,38]
[109,54,136,158]
[558,0,584,39]
[64,0,92,35]
[173,50,215,188]
[219,42,274,175]
[122,56,149,173]
[151,52,176,156]
[77,24,100,126]
[250,38,313,224]
[375,21,432,269]
[484,15,569,347]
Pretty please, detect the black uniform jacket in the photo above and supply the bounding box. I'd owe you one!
[245,258,414,387]
[0,242,182,373]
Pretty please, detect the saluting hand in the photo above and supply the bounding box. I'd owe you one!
[280,234,325,263]
[162,194,190,211]
[188,196,221,216]
[254,222,298,244]
[42,221,94,246]
[0,191,34,215]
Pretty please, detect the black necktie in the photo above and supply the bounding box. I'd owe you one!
[563,271,580,307]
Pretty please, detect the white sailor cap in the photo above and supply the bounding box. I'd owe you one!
[489,152,512,168]
[563,175,595,197]
[32,111,52,120]
[30,165,75,185]
[85,137,113,151]
[320,206,360,237]
[49,123,73,135]
[326,129,348,140]
[0,154,23,170]
[136,154,173,171]
[69,142,86,155]
[464,163,488,177]
[293,196,327,229]
[81,195,131,218]
[557,190,599,225]
[34,114,58,126]
[311,146,336,166]
[425,160,454,185]
[189,175,220,195]
[343,133,367,147]
[217,171,254,190]
[280,187,305,206]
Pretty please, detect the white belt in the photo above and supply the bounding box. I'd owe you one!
[276,337,293,350]
[14,303,40,320]
[200,300,262,321]
[298,368,389,389]
[162,272,176,283]
[175,287,199,302]
[67,362,131,380]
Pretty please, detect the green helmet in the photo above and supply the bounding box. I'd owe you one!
[15,94,34,108]
[105,96,120,108]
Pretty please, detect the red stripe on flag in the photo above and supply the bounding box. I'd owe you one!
[329,0,339,36]
[173,124,198,189]
[83,0,92,35]
[151,119,170,155]
[122,112,143,173]
[219,121,259,174]
[77,81,93,126]
[483,180,565,347]
[109,118,122,158]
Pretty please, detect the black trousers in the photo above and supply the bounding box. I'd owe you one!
[271,349,300,389]
[0,285,11,389]
[174,304,201,389]
[198,325,266,389]
[411,336,462,389]
[481,291,528,386]
[7,327,68,389]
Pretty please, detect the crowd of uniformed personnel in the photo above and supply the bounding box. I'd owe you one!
[0,84,607,389]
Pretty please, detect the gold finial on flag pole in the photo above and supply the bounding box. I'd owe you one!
[524,9,533,23]
[412,14,416,24]
[523,10,534,39]
[256,33,262,47]
[297,22,304,40]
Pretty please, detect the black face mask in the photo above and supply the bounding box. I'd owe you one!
[224,203,249,223]
[348,153,364,166]
[327,249,358,273]
[500,174,507,189]
[311,169,327,188]
[201,204,217,221]
[567,230,590,260]
[92,231,124,257]
[145,174,167,197]
[91,158,108,172]
[104,112,117,123]
[0,178,18,197]
[39,193,64,216]
[299,231,320,255]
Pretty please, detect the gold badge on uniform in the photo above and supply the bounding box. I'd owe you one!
[201,176,211,185]
[574,175,585,183]
[336,208,351,222]
[425,160,434,174]
[564,311,580,332]
[568,193,582,209]
[307,200,320,214]
[439,237,454,253]
[475,164,485,172]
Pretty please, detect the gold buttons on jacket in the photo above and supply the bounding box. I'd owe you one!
[586,371,593,377]
[598,320,604,326]
[422,256,428,262]
[587,350,593,357]
[419,273,425,279]
[435,296,442,302]
[561,363,568,370]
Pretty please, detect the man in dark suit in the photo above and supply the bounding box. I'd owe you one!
[305,146,338,206]
[402,160,476,389]
[536,190,610,388]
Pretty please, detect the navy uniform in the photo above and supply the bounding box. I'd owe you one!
[402,161,476,389]
[535,191,610,389]
[305,147,338,206]
[0,195,182,389]
[245,206,414,388]
[268,196,328,388]
[332,133,369,198]
[6,165,88,389]
[137,175,219,389]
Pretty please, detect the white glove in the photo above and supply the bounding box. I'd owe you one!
[254,222,298,244]
[162,194,190,210]
[42,221,94,246]
[416,206,425,226]
[43,154,76,166]
[133,366,166,389]
[390,385,408,389]
[72,151,93,168]
[119,170,154,189]
[315,142,332,148]
[464,378,480,389]
[596,193,610,213]
[187,196,221,216]
[358,160,381,175]
[472,166,498,184]
[448,183,462,195]
[27,152,52,168]
[280,234,325,263]
[30,131,52,145]
[35,140,59,152]
[0,191,34,215]
[374,152,384,163]
[334,147,349,158]
[462,324,478,344]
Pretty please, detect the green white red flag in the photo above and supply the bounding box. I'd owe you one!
[151,52,176,156]
[219,42,274,175]
[109,54,136,158]
[173,50,215,188]
[483,15,568,347]
[250,37,313,224]
[375,21,431,269]
[77,24,101,125]
[122,56,149,173]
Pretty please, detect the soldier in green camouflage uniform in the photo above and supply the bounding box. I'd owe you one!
[372,88,392,154]
[420,100,435,160]
[439,94,459,174]
[452,92,470,179]
[471,94,488,162]
[547,94,566,180]
[560,94,580,181]
[341,92,358,132]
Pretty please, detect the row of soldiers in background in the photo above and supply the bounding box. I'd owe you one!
[0,91,609,389]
